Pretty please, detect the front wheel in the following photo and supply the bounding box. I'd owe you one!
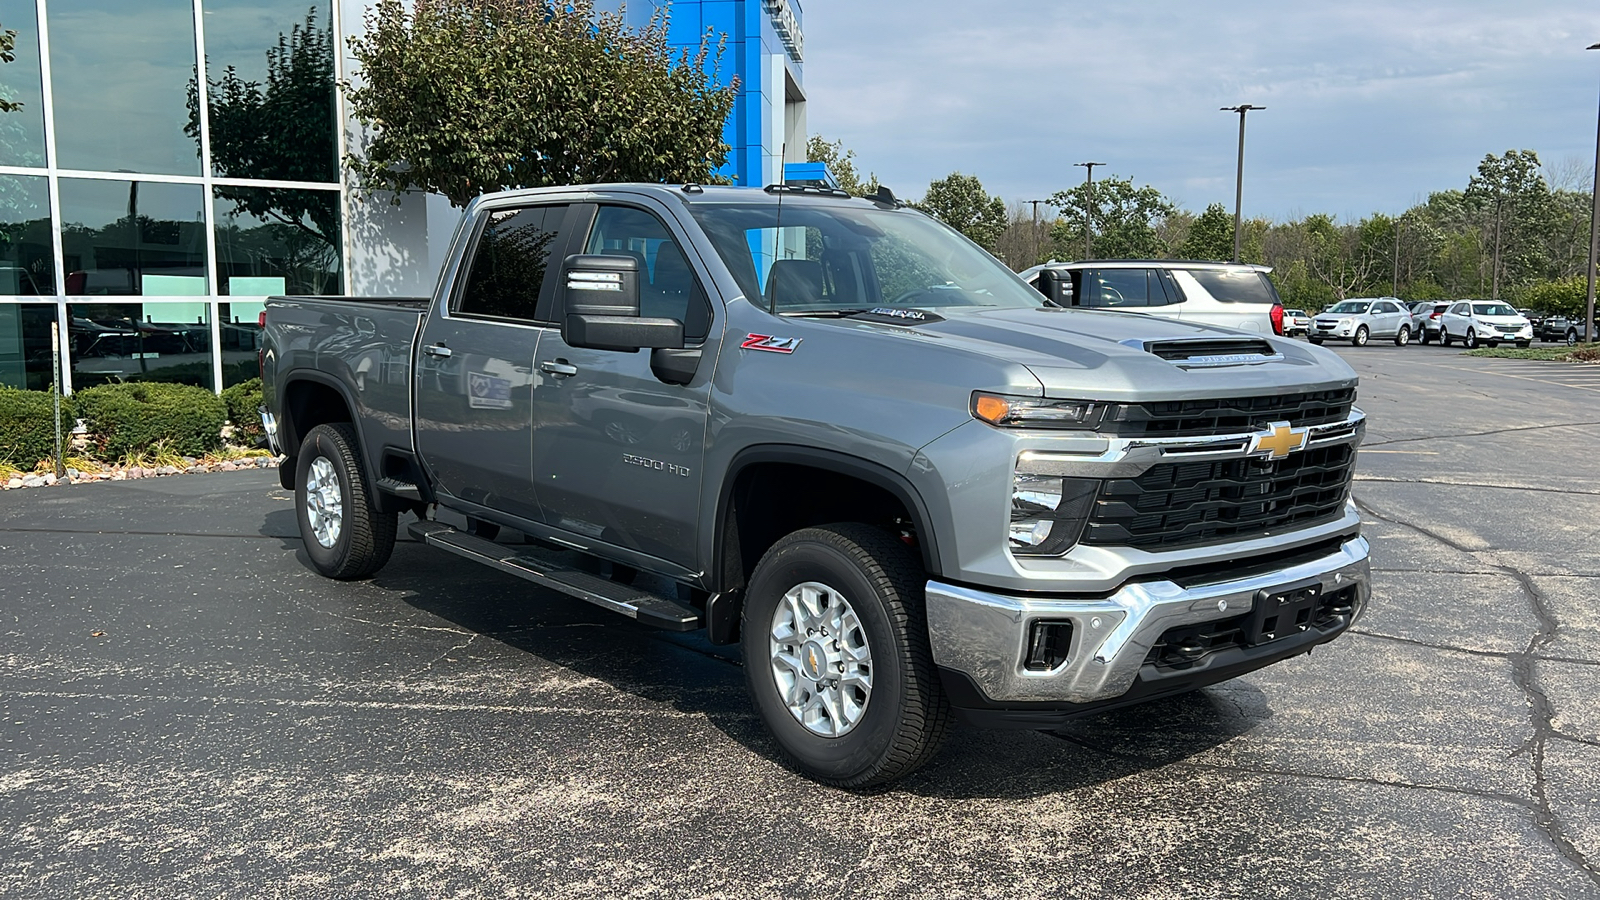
[1568,329,1580,346]
[1395,326,1410,346]
[296,423,397,580]
[1352,325,1369,347]
[742,524,950,788]
[1464,329,1478,349]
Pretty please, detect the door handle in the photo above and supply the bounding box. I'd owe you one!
[540,360,578,377]
[424,344,452,358]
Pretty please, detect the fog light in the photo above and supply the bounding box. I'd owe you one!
[1009,473,1098,556]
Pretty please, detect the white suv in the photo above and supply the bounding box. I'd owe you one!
[1438,300,1532,349]
[1018,260,1284,335]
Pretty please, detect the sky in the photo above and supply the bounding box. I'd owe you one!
[801,1,1600,224]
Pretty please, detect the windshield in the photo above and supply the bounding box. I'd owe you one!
[1326,301,1371,314]
[684,201,1045,314]
[1472,302,1519,317]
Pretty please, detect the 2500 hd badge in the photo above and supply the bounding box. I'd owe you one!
[623,453,691,477]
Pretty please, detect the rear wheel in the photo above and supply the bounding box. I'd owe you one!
[1352,325,1369,347]
[1419,329,1431,345]
[742,524,950,788]
[1394,326,1410,346]
[1568,329,1580,346]
[296,423,397,580]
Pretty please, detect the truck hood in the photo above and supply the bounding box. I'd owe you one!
[835,306,1358,401]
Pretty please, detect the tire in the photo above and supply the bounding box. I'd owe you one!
[1441,329,1452,346]
[1395,326,1410,346]
[1516,341,1530,349]
[1419,329,1431,345]
[1568,329,1580,346]
[1352,325,1369,347]
[742,524,950,789]
[1464,330,1478,349]
[295,423,397,580]
[1308,337,1323,345]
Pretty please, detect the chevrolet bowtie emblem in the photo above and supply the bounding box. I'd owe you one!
[1250,421,1308,459]
[808,648,819,676]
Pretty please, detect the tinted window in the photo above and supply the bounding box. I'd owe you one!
[48,0,201,175]
[0,0,47,166]
[1184,268,1279,303]
[59,177,208,296]
[585,206,711,340]
[458,206,565,321]
[1089,269,1155,308]
[213,186,343,295]
[0,175,54,294]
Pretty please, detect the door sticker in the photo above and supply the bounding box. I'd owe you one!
[468,371,513,409]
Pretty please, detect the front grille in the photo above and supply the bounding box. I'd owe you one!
[1101,388,1354,438]
[1081,443,1355,550]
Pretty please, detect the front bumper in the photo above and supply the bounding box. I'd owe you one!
[925,534,1369,706]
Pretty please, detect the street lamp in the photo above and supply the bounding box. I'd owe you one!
[1585,42,1599,342]
[1027,199,1049,264]
[1073,162,1104,260]
[1222,104,1265,263]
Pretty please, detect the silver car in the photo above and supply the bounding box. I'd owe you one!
[1310,297,1415,347]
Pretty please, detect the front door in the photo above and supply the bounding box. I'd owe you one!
[415,203,570,523]
[531,203,716,567]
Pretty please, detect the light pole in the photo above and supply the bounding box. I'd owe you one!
[1585,42,1600,342]
[1073,162,1103,260]
[1027,199,1048,264]
[1222,104,1264,263]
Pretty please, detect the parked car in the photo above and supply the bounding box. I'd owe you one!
[1536,314,1585,345]
[1410,301,1449,344]
[1309,297,1415,346]
[1438,300,1531,348]
[1284,308,1311,336]
[1018,259,1285,335]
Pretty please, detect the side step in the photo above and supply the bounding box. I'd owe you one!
[376,477,422,500]
[407,520,702,632]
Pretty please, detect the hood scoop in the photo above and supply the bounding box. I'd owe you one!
[1123,337,1283,368]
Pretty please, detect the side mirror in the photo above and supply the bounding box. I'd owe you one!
[560,254,683,352]
[1038,269,1075,307]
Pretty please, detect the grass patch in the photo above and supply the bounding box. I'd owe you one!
[1463,342,1600,361]
[201,446,273,465]
[0,462,20,482]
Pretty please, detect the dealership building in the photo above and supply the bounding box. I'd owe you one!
[0,0,807,394]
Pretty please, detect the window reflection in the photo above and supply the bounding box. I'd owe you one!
[0,174,53,294]
[60,178,208,296]
[213,186,341,295]
[0,0,47,167]
[47,0,200,175]
[0,302,55,391]
[197,0,337,183]
[69,301,214,390]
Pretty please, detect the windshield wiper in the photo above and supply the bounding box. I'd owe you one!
[778,308,874,318]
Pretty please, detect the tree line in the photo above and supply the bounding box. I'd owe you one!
[814,138,1599,317]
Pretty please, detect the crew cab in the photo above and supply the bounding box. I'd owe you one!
[261,183,1371,787]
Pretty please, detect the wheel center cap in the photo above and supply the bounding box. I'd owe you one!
[801,640,829,680]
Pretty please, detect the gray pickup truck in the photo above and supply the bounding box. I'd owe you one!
[261,183,1371,787]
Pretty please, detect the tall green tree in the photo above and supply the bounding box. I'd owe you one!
[1178,203,1234,261]
[1047,176,1176,260]
[0,24,18,113]
[1465,149,1558,298]
[346,0,738,207]
[805,135,878,196]
[916,172,1007,251]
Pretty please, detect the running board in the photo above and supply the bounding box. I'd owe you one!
[407,520,702,632]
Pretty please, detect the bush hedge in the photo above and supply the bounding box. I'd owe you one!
[74,382,228,458]
[221,378,264,442]
[0,386,75,470]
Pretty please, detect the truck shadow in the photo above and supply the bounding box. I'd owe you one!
[284,521,1270,800]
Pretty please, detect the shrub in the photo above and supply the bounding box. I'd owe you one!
[0,386,74,470]
[221,377,264,443]
[74,382,227,458]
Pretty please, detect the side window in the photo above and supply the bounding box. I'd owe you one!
[585,206,712,341]
[1088,269,1153,308]
[457,205,566,321]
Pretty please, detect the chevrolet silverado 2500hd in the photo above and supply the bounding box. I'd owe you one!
[261,183,1371,787]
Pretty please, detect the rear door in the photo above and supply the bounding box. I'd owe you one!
[415,202,574,523]
[530,201,718,568]
[1082,268,1181,321]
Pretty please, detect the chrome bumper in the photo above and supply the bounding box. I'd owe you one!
[925,535,1370,704]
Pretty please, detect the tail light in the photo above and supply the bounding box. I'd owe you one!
[258,310,268,376]
[1270,303,1285,336]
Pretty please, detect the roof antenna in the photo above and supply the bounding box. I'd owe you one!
[871,185,898,206]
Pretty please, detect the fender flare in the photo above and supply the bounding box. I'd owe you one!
[711,444,944,584]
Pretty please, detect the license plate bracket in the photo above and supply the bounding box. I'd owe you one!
[1244,581,1323,646]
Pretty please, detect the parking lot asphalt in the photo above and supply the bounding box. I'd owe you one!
[3,342,1600,899]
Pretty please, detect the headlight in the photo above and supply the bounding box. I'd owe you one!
[973,392,1104,430]
[1009,473,1099,556]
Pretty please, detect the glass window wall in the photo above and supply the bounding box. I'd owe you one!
[213,185,341,295]
[46,0,201,176]
[0,173,53,294]
[0,301,56,391]
[69,301,212,390]
[0,0,47,167]
[60,178,207,296]
[201,0,337,183]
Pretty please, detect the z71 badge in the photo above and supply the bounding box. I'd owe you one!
[742,334,801,354]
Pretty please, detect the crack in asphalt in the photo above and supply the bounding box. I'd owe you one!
[1352,475,1600,497]
[1360,419,1600,449]
[1348,630,1600,670]
[1353,491,1600,888]
[0,526,297,541]
[411,634,482,677]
